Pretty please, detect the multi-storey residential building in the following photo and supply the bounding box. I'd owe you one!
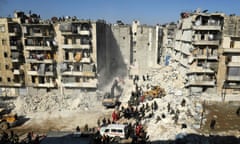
[106,21,130,79]
[130,21,161,76]
[56,20,98,88]
[167,10,225,94]
[18,12,58,88]
[0,16,25,90]
[161,22,177,66]
[220,15,240,96]
[189,11,224,94]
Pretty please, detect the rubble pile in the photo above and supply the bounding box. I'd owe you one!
[129,63,204,141]
[13,90,101,115]
[143,95,203,141]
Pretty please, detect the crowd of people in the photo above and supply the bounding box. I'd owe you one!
[0,131,45,144]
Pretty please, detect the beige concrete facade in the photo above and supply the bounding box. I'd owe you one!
[220,15,240,95]
[2,10,240,96]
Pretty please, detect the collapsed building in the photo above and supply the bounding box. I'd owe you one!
[220,14,240,96]
[0,10,240,97]
[0,11,162,96]
[163,10,227,95]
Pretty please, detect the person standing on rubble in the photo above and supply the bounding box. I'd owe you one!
[135,122,143,137]
[112,110,119,122]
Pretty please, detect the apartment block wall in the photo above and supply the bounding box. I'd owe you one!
[220,15,240,95]
[131,21,160,75]
[161,23,177,66]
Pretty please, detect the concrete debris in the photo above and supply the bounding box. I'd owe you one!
[11,62,207,142]
[13,90,101,115]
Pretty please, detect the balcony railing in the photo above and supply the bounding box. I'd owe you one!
[25,46,52,51]
[186,80,215,87]
[62,81,97,88]
[227,62,240,67]
[27,71,54,76]
[61,71,95,77]
[193,25,221,31]
[223,48,240,56]
[26,59,53,63]
[226,76,240,81]
[62,44,91,49]
[193,40,219,45]
[29,83,56,88]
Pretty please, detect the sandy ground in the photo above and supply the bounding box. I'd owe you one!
[3,65,240,143]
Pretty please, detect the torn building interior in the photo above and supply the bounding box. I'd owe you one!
[0,10,240,96]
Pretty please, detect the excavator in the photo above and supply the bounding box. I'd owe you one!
[0,108,18,130]
[102,78,122,108]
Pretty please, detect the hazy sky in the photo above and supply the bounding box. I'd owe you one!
[0,0,240,25]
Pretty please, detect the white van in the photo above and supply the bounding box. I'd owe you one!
[99,124,129,139]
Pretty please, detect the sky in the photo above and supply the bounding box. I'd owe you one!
[0,0,240,25]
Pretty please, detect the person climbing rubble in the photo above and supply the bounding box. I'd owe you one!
[111,110,119,122]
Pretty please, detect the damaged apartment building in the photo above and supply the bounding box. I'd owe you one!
[166,10,225,94]
[0,11,162,95]
[56,20,98,88]
[3,10,240,96]
[0,11,107,95]
[0,15,25,95]
[220,14,240,96]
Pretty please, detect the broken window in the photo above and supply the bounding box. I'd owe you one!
[0,24,5,32]
[72,37,76,44]
[2,39,7,45]
[33,28,41,34]
[39,76,45,84]
[5,65,9,70]
[4,52,8,58]
[32,76,36,83]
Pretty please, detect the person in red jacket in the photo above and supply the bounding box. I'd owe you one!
[112,110,119,122]
[135,123,142,136]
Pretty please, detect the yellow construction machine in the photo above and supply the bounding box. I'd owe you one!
[143,85,166,100]
[0,108,18,130]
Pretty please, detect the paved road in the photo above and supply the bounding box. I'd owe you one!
[40,131,91,144]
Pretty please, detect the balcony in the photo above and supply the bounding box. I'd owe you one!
[0,83,23,87]
[193,25,222,31]
[61,31,79,35]
[227,62,240,67]
[194,55,218,60]
[25,46,52,51]
[187,68,214,75]
[78,30,90,35]
[12,58,19,63]
[9,32,21,37]
[61,71,95,77]
[193,40,219,45]
[29,83,56,88]
[62,44,91,49]
[13,69,23,75]
[27,71,54,76]
[64,57,91,63]
[62,81,97,88]
[179,59,189,68]
[26,59,53,64]
[24,33,52,38]
[10,46,18,50]
[186,80,215,87]
[226,76,240,81]
[223,48,240,56]
[166,43,174,48]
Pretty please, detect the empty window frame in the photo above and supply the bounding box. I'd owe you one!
[2,39,7,45]
[0,24,5,32]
